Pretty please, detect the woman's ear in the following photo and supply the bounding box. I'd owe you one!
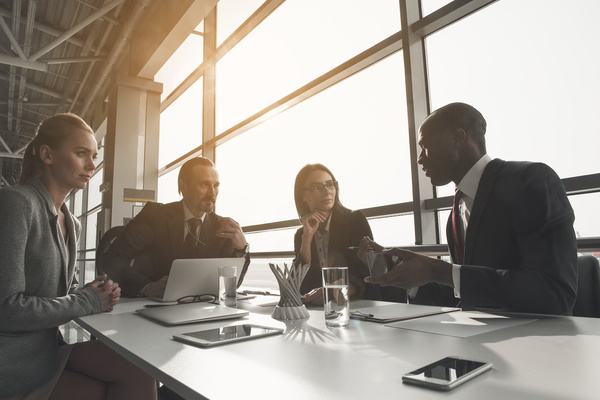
[39,144,53,165]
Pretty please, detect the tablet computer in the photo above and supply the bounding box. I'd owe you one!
[173,324,284,347]
[366,252,399,276]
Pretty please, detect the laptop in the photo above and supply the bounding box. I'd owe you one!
[136,302,249,326]
[151,257,246,302]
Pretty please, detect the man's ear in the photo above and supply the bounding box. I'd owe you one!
[39,144,53,165]
[453,128,468,147]
[178,179,186,196]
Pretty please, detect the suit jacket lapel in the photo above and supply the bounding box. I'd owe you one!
[328,208,343,250]
[62,204,78,290]
[464,158,504,263]
[168,201,186,259]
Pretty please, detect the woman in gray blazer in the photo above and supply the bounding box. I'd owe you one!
[0,114,156,399]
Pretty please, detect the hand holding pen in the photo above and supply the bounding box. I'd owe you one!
[348,236,380,267]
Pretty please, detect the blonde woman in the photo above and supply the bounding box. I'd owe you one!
[0,113,156,399]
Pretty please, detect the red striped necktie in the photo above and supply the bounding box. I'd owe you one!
[452,188,464,264]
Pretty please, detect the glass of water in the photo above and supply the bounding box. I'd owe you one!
[321,267,350,327]
[218,266,237,307]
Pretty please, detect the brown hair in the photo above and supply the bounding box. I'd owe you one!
[18,113,94,185]
[293,163,347,218]
[177,157,216,194]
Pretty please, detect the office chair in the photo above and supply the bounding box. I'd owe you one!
[95,226,125,276]
[572,255,600,318]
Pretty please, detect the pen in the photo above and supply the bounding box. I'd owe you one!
[348,246,360,250]
[240,290,278,296]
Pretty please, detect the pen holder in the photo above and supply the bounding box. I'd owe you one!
[269,263,310,320]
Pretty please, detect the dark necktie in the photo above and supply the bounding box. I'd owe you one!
[183,218,202,258]
[452,188,464,264]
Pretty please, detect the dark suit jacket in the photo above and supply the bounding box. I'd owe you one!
[293,207,377,299]
[102,201,250,297]
[415,159,578,315]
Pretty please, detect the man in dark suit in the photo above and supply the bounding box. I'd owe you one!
[364,102,577,315]
[102,157,250,298]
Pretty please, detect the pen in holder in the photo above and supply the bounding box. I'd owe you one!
[269,263,310,320]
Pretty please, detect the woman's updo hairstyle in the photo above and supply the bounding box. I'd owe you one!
[18,113,93,185]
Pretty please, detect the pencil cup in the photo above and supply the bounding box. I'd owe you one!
[322,267,350,327]
[269,263,310,320]
[218,266,237,307]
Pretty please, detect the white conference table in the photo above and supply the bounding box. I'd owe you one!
[76,298,600,400]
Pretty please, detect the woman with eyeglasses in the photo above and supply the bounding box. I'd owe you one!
[0,114,156,399]
[293,163,376,304]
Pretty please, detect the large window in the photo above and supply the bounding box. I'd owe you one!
[215,0,401,133]
[153,0,600,272]
[158,78,204,169]
[217,52,413,246]
[426,0,600,236]
[155,22,204,102]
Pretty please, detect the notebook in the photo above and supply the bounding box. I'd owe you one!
[151,257,246,302]
[136,302,249,326]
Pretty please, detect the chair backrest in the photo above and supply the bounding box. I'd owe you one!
[95,226,125,276]
[572,255,600,318]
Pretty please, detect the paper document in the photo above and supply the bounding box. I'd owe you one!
[385,311,536,338]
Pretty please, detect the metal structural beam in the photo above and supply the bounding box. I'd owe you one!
[0,152,23,159]
[29,0,124,61]
[0,54,47,72]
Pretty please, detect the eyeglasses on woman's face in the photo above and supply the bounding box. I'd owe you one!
[305,180,338,193]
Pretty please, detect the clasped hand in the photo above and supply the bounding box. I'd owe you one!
[90,274,120,312]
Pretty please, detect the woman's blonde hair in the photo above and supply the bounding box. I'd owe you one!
[18,113,94,185]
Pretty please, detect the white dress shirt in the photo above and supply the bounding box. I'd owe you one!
[183,203,207,240]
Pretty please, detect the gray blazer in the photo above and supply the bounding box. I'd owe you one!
[0,178,102,397]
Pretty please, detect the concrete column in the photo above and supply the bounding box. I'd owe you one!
[100,75,163,231]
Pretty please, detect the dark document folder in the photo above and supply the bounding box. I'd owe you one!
[350,303,459,323]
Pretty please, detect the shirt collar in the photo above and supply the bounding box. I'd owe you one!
[323,213,332,232]
[316,213,332,234]
[183,202,206,223]
[457,154,492,199]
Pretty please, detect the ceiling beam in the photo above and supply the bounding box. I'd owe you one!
[0,151,23,159]
[0,54,47,72]
[0,14,26,59]
[0,72,73,100]
[29,0,125,61]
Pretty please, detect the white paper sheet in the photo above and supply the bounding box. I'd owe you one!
[385,311,536,338]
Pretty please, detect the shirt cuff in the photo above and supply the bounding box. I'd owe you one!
[407,287,419,299]
[138,283,150,297]
[452,263,461,298]
[235,243,250,257]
